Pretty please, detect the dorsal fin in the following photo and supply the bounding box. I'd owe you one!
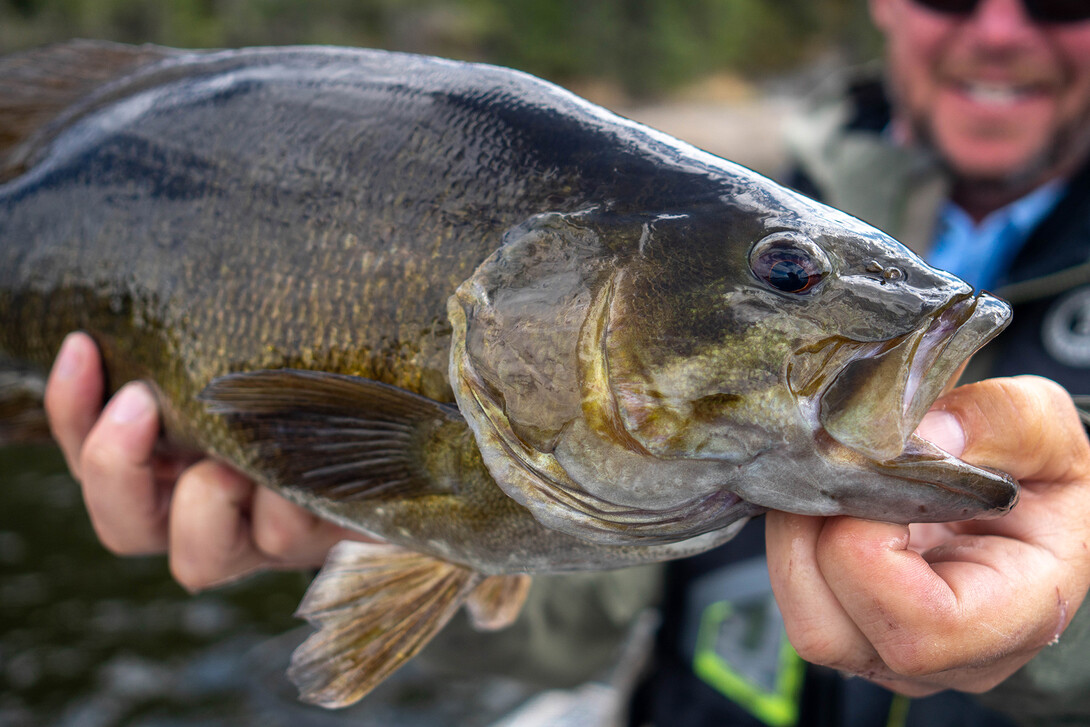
[0,39,176,181]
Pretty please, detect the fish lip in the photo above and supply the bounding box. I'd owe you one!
[901,291,1013,428]
[790,291,1012,466]
[864,434,1020,519]
[902,296,979,421]
[806,287,1015,516]
[810,430,1020,521]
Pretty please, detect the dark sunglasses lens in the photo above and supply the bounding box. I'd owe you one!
[912,0,979,14]
[914,0,1090,22]
[1026,0,1090,22]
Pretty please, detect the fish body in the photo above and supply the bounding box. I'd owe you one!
[0,42,1017,706]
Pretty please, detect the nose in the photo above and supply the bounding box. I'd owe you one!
[965,0,1040,44]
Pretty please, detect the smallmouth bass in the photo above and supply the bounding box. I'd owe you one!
[0,41,1017,707]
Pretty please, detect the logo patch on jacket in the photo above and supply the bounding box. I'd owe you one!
[1043,286,1090,367]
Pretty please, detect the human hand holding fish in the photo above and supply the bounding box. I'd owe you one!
[767,375,1090,697]
[45,334,1090,697]
[45,332,364,589]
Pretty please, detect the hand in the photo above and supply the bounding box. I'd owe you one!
[44,332,365,592]
[766,375,1090,696]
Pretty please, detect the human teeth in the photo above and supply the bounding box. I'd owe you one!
[961,82,1027,106]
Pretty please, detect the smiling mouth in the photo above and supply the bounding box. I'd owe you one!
[939,58,1064,106]
[949,78,1059,108]
[788,292,1012,464]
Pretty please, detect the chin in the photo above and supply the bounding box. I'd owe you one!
[940,143,1056,192]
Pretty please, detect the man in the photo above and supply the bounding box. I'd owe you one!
[42,0,1090,724]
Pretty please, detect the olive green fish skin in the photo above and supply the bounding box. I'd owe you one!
[0,48,743,413]
[0,46,1015,574]
[0,46,760,571]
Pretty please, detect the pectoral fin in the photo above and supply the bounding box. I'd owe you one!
[288,541,483,708]
[200,369,468,501]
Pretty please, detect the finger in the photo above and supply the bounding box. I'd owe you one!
[775,378,1090,693]
[905,522,955,553]
[928,376,1090,564]
[768,515,994,696]
[250,487,368,568]
[79,381,168,555]
[765,512,884,676]
[169,460,269,592]
[931,376,1090,484]
[815,516,1057,689]
[44,332,104,480]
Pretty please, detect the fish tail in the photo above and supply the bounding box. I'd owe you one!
[0,39,174,181]
[288,540,531,708]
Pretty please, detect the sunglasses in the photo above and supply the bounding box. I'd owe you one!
[912,0,1090,23]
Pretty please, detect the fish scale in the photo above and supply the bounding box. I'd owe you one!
[0,41,1018,707]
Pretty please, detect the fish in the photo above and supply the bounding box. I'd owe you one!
[0,41,1018,707]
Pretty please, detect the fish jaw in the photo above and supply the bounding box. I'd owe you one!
[786,290,1019,520]
[858,435,1018,522]
[730,429,1019,525]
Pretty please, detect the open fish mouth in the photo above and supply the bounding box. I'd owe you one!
[788,292,1019,517]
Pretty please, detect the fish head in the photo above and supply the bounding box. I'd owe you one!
[449,182,1017,545]
[597,187,1017,524]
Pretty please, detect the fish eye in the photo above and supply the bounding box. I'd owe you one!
[749,233,830,295]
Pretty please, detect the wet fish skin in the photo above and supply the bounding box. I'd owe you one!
[0,43,765,568]
[0,42,1017,707]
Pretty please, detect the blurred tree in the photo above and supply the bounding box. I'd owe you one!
[0,0,879,98]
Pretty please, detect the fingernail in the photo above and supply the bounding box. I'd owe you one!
[915,410,965,457]
[107,383,153,424]
[54,334,84,380]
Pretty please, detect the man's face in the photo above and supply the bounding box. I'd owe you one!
[870,0,1090,188]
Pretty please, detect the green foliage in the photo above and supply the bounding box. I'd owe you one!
[0,0,879,97]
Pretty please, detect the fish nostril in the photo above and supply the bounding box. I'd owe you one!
[866,260,904,283]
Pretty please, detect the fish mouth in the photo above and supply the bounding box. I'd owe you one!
[788,291,1019,518]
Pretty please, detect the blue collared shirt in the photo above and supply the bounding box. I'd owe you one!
[927,181,1065,291]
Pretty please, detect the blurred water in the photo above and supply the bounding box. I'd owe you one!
[0,445,551,727]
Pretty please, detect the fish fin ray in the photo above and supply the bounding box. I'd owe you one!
[288,540,482,708]
[465,574,532,631]
[0,40,176,180]
[200,369,467,501]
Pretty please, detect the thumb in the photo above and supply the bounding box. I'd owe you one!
[923,376,1090,485]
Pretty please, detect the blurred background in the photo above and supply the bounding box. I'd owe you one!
[0,2,878,725]
[0,0,882,172]
[1,0,878,94]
